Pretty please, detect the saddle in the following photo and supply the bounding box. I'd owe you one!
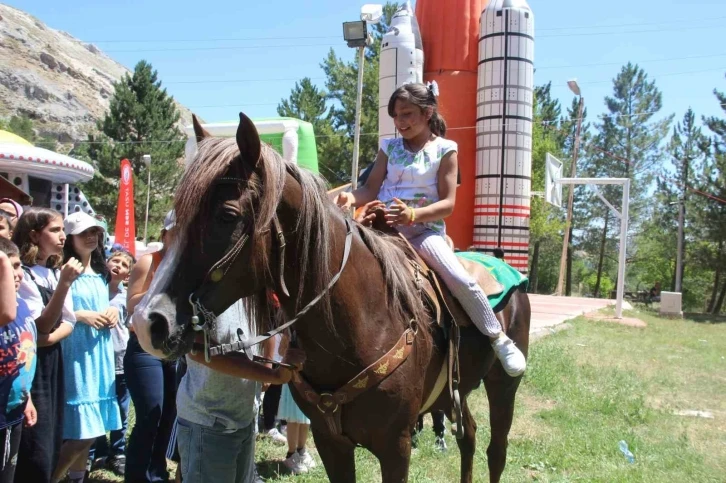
[364,210,505,329]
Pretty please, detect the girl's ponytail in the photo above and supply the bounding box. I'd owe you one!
[429,111,447,137]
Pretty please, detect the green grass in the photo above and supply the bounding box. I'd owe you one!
[91,310,726,482]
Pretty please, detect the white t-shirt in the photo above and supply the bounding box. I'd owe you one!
[378,136,458,235]
[19,265,76,327]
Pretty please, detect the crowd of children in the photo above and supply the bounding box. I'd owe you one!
[0,201,317,483]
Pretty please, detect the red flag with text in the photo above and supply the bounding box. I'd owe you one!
[114,159,136,256]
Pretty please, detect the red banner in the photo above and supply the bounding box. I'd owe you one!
[114,159,136,256]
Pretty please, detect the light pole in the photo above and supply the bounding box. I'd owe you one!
[555,79,584,296]
[142,154,151,244]
[343,4,382,192]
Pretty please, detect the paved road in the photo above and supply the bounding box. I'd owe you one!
[528,294,629,336]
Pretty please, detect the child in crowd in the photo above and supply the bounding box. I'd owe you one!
[53,212,120,483]
[88,249,134,476]
[0,238,37,483]
[0,200,22,230]
[13,208,82,483]
[277,333,316,475]
[0,210,13,240]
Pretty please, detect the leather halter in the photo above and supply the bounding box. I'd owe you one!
[185,179,355,361]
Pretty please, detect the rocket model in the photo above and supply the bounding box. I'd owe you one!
[414,0,487,250]
[378,1,424,146]
[379,0,534,273]
[474,0,534,272]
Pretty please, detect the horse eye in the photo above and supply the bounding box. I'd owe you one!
[220,210,239,224]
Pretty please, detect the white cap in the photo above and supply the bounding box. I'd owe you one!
[64,212,104,236]
[163,210,176,231]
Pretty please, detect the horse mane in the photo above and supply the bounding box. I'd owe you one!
[175,135,427,338]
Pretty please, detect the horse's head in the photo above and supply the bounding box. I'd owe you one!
[132,112,286,359]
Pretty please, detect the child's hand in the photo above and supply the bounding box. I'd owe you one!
[76,310,111,329]
[103,307,120,328]
[23,395,37,427]
[281,348,306,372]
[334,192,354,210]
[385,198,414,226]
[59,258,83,287]
[355,200,386,227]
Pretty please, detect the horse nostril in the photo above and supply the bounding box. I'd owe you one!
[148,312,170,350]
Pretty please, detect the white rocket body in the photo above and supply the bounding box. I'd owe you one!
[475,0,534,273]
[378,1,424,147]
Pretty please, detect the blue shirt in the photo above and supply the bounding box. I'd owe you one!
[0,298,37,429]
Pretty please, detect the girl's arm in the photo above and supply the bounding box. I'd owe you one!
[337,150,389,208]
[37,321,73,346]
[127,254,154,317]
[34,259,83,334]
[0,253,16,326]
[413,150,458,223]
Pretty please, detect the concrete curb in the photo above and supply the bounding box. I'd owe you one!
[530,322,574,343]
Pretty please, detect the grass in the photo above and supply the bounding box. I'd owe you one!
[90,310,726,482]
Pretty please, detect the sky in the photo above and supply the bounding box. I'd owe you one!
[7,0,726,137]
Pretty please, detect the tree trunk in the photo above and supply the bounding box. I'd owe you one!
[566,223,573,296]
[714,279,726,315]
[529,241,540,293]
[594,211,610,298]
[708,239,724,313]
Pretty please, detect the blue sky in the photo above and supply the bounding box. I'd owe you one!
[8,0,726,135]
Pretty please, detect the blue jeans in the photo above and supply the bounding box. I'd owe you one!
[89,373,130,460]
[124,334,177,483]
[176,418,255,483]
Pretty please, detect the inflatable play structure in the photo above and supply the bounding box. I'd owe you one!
[0,129,97,216]
[184,117,319,173]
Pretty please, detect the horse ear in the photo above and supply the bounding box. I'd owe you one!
[236,112,261,168]
[192,114,211,144]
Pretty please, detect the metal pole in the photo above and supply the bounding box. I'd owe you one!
[615,179,630,318]
[63,183,69,218]
[143,165,151,244]
[675,198,684,292]
[350,45,366,192]
[555,96,585,295]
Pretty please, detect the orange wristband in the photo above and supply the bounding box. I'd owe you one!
[408,208,416,225]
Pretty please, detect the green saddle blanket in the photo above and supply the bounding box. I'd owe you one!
[455,251,529,313]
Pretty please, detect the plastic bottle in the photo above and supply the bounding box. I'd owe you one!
[618,440,635,463]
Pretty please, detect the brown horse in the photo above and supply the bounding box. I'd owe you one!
[132,113,531,483]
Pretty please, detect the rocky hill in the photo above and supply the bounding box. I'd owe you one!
[0,3,192,142]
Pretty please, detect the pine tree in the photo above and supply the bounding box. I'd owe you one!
[528,86,564,293]
[586,64,672,296]
[600,64,672,222]
[72,60,185,235]
[277,78,328,126]
[702,75,726,313]
[666,109,708,290]
[560,96,590,295]
[276,78,345,184]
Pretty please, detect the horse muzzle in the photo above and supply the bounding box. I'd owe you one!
[140,293,188,359]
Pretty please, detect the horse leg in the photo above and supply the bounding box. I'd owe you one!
[311,427,356,483]
[456,398,477,483]
[483,365,522,483]
[374,430,413,483]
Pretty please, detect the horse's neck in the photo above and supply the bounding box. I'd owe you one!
[276,205,406,384]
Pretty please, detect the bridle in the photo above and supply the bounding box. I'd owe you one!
[185,177,354,362]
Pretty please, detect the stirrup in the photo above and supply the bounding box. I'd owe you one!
[451,387,464,440]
